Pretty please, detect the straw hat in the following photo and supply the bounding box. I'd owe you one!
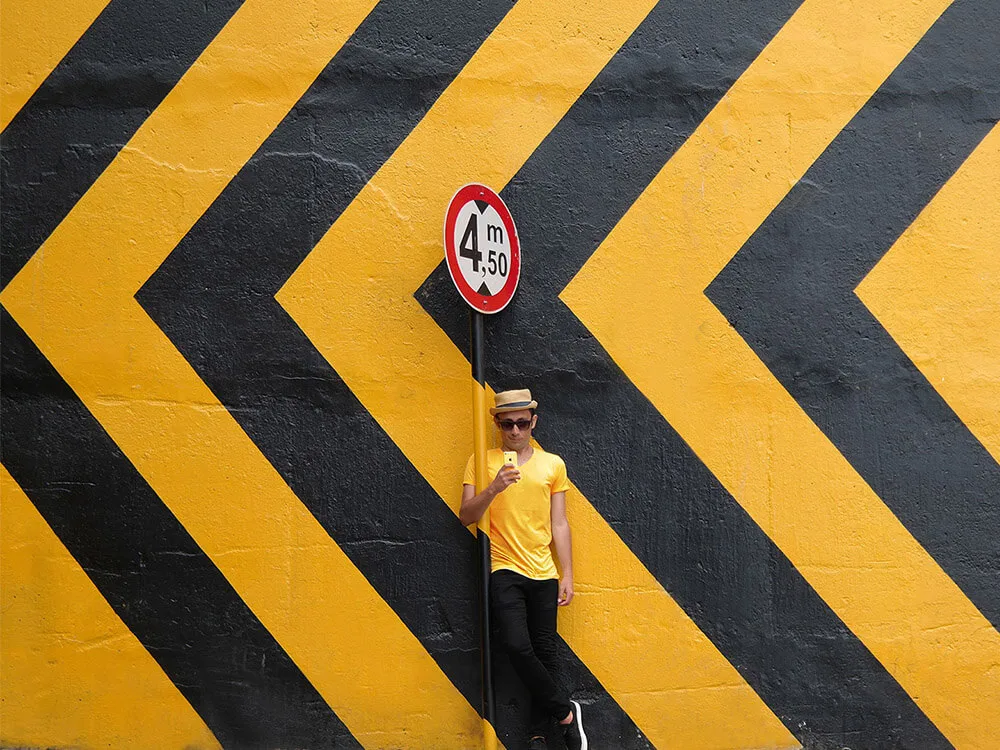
[490,389,538,415]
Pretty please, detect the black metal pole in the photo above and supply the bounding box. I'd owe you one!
[470,310,497,749]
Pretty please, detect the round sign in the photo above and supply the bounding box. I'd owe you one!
[444,183,520,313]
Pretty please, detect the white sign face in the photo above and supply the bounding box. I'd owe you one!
[444,184,520,314]
[451,200,511,297]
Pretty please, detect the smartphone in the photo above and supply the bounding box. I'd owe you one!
[503,451,518,469]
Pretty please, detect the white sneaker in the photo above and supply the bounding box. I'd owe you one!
[563,699,588,750]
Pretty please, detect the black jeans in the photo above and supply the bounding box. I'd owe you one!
[491,569,572,734]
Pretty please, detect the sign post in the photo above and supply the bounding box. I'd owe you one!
[445,184,520,750]
[469,312,496,750]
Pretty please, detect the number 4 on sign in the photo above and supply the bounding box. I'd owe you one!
[460,214,482,272]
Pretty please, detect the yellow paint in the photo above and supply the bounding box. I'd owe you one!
[857,124,1000,464]
[474,376,493,536]
[0,0,491,746]
[483,717,499,750]
[563,0,1000,746]
[278,0,796,746]
[473,378,498,750]
[0,466,220,750]
[0,0,110,129]
[5,0,996,744]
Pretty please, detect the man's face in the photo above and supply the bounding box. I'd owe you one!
[495,409,536,451]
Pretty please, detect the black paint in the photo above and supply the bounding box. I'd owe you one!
[708,0,1000,629]
[1,0,244,289]
[142,0,512,712]
[3,0,991,742]
[416,0,952,745]
[139,0,652,744]
[0,311,359,750]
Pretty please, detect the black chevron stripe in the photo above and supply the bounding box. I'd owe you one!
[0,310,359,750]
[138,0,656,746]
[139,1,651,746]
[707,0,1000,630]
[0,0,244,289]
[415,0,953,745]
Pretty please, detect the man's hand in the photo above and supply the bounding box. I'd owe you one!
[558,576,574,606]
[460,465,521,526]
[490,465,520,494]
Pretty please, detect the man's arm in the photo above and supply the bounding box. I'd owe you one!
[459,465,519,526]
[550,490,574,605]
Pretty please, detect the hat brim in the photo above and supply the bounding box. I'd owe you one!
[490,400,538,415]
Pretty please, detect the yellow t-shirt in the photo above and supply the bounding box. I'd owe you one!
[464,447,571,580]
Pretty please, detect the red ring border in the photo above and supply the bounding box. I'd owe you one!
[444,183,520,314]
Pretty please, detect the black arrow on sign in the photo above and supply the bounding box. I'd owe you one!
[416,0,950,745]
[708,0,1000,630]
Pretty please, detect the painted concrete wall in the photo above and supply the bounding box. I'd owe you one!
[2,0,997,748]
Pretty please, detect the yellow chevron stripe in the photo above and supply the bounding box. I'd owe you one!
[857,124,1000,464]
[0,0,110,129]
[1,466,221,750]
[278,1,796,747]
[563,0,1000,747]
[0,0,495,745]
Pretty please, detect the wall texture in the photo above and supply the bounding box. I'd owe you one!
[2,0,998,748]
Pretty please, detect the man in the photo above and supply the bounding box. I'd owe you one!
[460,389,587,750]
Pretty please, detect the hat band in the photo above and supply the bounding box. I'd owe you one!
[496,400,533,409]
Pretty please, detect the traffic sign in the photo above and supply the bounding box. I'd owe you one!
[444,184,520,313]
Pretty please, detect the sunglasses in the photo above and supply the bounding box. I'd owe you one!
[496,418,533,432]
